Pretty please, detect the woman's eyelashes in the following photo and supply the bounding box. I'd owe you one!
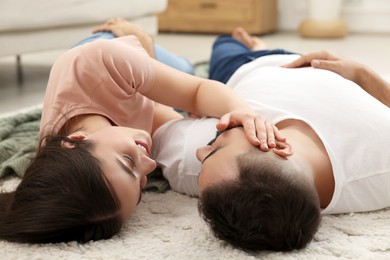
[123,154,135,169]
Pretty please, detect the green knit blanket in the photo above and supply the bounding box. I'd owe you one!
[0,108,169,192]
[0,108,41,178]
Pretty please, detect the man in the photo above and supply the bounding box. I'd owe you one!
[151,28,390,251]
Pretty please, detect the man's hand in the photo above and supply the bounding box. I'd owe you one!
[283,50,390,108]
[282,50,363,84]
[216,108,286,151]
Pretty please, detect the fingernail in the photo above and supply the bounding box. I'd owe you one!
[312,60,320,67]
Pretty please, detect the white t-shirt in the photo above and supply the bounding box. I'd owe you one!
[152,54,390,214]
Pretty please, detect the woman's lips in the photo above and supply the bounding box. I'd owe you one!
[135,141,150,155]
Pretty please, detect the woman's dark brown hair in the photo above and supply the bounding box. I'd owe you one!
[0,135,122,243]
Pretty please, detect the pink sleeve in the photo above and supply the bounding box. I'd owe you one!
[92,36,156,95]
[40,36,156,137]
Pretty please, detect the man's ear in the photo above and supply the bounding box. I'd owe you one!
[272,140,293,158]
[61,132,88,148]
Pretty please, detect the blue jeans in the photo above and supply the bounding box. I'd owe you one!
[209,35,295,84]
[74,32,194,75]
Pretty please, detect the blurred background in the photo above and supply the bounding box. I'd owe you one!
[0,0,389,114]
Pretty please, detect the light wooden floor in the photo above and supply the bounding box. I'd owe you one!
[0,31,389,114]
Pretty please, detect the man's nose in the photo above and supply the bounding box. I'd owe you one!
[196,145,213,162]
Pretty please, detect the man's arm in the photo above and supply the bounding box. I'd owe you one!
[283,50,390,108]
[355,65,390,108]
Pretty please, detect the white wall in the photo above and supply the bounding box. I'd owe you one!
[277,0,390,33]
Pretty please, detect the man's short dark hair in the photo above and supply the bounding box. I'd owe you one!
[198,149,321,251]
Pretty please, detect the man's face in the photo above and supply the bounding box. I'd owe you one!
[196,127,253,192]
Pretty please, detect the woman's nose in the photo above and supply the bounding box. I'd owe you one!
[137,154,157,177]
[137,155,157,189]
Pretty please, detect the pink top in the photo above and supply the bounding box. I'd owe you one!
[40,36,155,139]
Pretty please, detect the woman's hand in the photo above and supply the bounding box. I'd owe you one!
[217,107,286,151]
[92,18,155,58]
[92,17,143,37]
[282,50,362,84]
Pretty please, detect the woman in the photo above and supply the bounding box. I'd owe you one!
[0,19,283,244]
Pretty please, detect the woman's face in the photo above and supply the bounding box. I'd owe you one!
[83,126,157,219]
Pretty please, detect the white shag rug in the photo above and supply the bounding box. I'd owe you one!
[1,177,390,260]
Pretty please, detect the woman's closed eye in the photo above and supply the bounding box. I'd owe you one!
[123,154,135,169]
[119,154,143,205]
[117,154,136,178]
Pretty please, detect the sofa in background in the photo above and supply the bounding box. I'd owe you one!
[0,0,168,82]
[0,0,168,57]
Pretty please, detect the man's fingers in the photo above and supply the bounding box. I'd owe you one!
[283,51,338,69]
[283,57,308,68]
[311,60,340,74]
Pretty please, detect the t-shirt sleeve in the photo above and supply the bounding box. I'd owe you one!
[94,35,156,95]
[151,117,219,197]
[39,35,156,137]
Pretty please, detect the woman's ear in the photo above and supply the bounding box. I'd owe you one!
[61,132,87,148]
[272,140,293,158]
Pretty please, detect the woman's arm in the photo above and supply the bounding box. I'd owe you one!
[151,103,183,134]
[146,59,284,150]
[283,50,390,108]
[92,19,284,150]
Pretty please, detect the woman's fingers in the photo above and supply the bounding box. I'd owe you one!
[217,110,286,151]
